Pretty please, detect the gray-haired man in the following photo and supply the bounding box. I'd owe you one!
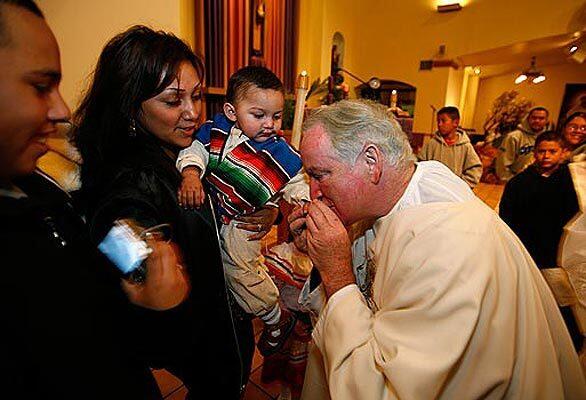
[289,99,585,399]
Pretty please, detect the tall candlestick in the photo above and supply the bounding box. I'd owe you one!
[390,89,398,109]
[291,71,309,149]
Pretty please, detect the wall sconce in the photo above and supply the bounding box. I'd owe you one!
[514,56,545,85]
[437,3,462,13]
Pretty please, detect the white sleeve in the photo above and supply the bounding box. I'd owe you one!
[280,171,310,204]
[176,140,209,176]
[310,229,491,400]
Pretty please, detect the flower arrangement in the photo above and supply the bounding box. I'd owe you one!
[475,90,533,184]
[483,90,533,138]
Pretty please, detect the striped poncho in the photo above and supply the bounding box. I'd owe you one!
[197,113,303,223]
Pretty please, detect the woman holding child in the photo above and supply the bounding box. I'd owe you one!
[74,26,273,397]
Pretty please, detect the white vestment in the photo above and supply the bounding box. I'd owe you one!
[301,161,586,399]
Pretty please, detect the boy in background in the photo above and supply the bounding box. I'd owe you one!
[499,131,579,269]
[176,66,308,356]
[499,131,581,349]
[418,106,482,188]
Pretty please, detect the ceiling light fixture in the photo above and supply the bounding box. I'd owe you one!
[437,3,462,13]
[569,45,578,54]
[514,56,545,85]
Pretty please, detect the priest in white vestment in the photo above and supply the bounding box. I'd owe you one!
[290,99,586,400]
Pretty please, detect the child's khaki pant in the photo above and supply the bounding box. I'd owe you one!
[220,220,279,317]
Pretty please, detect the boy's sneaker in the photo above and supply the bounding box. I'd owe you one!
[257,308,297,357]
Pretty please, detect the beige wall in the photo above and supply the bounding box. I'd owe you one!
[38,0,188,110]
[297,0,327,85]
[39,0,586,131]
[296,0,584,133]
[472,62,586,133]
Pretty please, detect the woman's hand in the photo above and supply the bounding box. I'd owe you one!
[235,205,279,240]
[121,240,190,310]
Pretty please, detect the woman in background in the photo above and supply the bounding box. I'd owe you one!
[561,111,586,162]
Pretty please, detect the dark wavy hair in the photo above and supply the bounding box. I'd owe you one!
[73,25,204,193]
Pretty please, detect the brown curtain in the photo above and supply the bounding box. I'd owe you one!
[264,0,285,80]
[283,0,297,92]
[227,0,248,79]
[204,0,224,88]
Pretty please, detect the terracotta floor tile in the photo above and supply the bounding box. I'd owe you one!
[251,344,265,371]
[250,365,282,398]
[243,381,275,400]
[253,317,264,338]
[164,385,187,399]
[475,182,504,210]
[152,369,183,397]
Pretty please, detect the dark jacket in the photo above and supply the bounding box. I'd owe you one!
[83,134,253,398]
[499,163,579,268]
[0,171,160,399]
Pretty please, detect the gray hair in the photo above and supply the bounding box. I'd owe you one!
[302,99,415,171]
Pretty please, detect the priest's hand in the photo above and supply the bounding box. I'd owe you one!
[288,203,308,253]
[305,200,355,298]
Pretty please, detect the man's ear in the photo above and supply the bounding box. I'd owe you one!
[223,103,238,122]
[362,144,383,184]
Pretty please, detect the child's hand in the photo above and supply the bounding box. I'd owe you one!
[178,167,205,208]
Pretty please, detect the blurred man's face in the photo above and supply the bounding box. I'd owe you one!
[0,5,70,180]
[527,110,548,132]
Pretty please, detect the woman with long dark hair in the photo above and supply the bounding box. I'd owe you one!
[73,26,264,398]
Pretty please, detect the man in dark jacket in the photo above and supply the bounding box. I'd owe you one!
[0,1,189,398]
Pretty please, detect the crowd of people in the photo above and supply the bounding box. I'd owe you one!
[2,1,586,399]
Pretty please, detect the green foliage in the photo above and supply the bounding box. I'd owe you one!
[282,94,295,130]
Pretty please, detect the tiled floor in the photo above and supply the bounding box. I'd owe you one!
[152,182,506,399]
[153,318,283,399]
[474,182,505,210]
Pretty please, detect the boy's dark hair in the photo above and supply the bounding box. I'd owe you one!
[437,106,460,120]
[535,131,564,148]
[226,66,284,104]
[0,0,43,46]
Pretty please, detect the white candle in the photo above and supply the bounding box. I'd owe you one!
[390,89,398,108]
[291,71,309,149]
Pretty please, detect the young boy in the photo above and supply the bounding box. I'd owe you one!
[176,66,309,356]
[418,106,482,187]
[499,131,579,269]
[499,131,581,349]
